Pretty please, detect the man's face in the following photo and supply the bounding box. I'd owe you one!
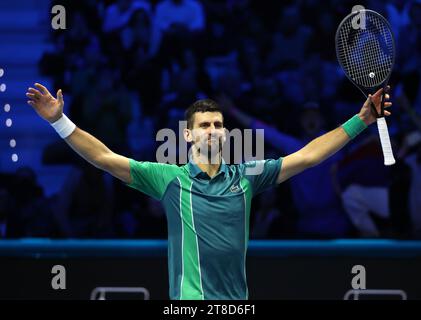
[187,112,226,158]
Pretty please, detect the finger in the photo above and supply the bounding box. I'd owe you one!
[28,87,42,96]
[27,100,35,106]
[364,94,372,107]
[385,94,390,100]
[26,93,38,100]
[385,102,392,108]
[385,110,391,116]
[57,89,63,103]
[368,95,378,111]
[34,83,49,95]
[373,87,384,98]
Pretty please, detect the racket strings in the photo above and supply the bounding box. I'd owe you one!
[337,18,387,85]
[339,21,390,86]
[339,17,392,86]
[336,13,394,88]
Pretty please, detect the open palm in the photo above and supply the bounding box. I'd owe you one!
[26,83,64,123]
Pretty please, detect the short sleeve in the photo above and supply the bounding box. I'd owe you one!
[242,158,282,196]
[127,159,181,200]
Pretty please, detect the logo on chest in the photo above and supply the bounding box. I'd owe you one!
[230,185,241,193]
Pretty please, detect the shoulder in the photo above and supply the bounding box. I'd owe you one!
[129,159,184,174]
[228,158,282,176]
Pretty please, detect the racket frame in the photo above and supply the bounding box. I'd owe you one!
[335,9,396,165]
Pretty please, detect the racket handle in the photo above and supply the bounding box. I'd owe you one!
[376,117,396,166]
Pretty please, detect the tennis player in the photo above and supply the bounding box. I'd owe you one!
[26,83,391,299]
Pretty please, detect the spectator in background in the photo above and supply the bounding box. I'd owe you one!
[307,8,337,61]
[403,136,421,239]
[122,8,162,115]
[6,168,59,238]
[264,5,312,70]
[40,11,100,89]
[334,135,393,238]
[385,0,412,46]
[102,0,152,67]
[395,2,421,116]
[137,197,167,238]
[40,31,107,167]
[336,129,421,239]
[247,76,283,123]
[51,164,115,238]
[50,0,102,33]
[153,0,205,36]
[80,67,133,154]
[397,88,421,238]
[68,34,107,103]
[0,188,13,238]
[150,0,205,61]
[200,0,266,65]
[250,188,283,239]
[335,83,421,239]
[154,0,205,32]
[59,12,96,70]
[102,0,152,33]
[237,37,263,84]
[214,67,245,98]
[160,49,206,116]
[121,8,153,51]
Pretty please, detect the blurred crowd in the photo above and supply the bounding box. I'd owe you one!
[1,0,421,239]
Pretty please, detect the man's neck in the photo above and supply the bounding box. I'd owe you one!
[192,152,222,178]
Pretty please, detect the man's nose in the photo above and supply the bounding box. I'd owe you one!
[207,125,216,134]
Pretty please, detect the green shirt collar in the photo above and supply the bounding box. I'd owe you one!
[187,158,228,179]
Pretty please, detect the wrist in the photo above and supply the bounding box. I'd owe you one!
[357,113,372,126]
[50,113,76,139]
[48,114,63,124]
[342,114,367,139]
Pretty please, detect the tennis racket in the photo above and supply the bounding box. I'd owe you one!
[336,9,396,166]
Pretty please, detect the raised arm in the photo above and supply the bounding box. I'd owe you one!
[26,83,132,184]
[277,87,392,184]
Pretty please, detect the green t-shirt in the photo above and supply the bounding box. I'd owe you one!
[127,158,282,299]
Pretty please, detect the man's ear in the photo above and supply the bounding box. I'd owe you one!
[183,128,193,143]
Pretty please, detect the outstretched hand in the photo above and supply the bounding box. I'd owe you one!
[26,83,64,123]
[358,86,392,126]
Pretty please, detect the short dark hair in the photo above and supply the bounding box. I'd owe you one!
[184,99,223,129]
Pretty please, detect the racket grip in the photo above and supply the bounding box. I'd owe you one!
[376,117,396,166]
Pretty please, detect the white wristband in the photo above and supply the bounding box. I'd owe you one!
[50,114,76,139]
